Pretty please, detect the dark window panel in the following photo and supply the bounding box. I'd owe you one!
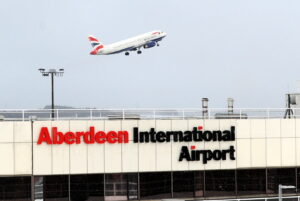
[70,174,104,201]
[140,172,171,200]
[128,174,138,200]
[0,177,31,201]
[267,168,296,195]
[194,171,204,197]
[237,169,266,196]
[297,168,300,194]
[173,171,194,198]
[205,170,236,197]
[44,175,69,201]
[105,173,138,201]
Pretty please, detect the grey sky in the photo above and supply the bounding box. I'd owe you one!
[1,0,300,109]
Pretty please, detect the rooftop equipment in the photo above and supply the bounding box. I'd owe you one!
[202,98,209,119]
[215,98,247,119]
[284,93,300,118]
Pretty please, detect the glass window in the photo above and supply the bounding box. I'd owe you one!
[34,176,43,200]
[44,175,68,201]
[140,172,171,200]
[105,173,138,201]
[194,171,204,197]
[267,168,296,195]
[127,174,138,200]
[0,176,31,201]
[297,168,300,194]
[205,170,236,197]
[237,169,266,196]
[70,174,104,201]
[173,171,194,198]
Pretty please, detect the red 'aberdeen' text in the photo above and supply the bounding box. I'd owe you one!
[37,127,129,145]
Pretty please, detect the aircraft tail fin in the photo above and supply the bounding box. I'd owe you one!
[88,35,104,48]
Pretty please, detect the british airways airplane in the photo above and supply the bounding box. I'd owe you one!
[88,30,167,56]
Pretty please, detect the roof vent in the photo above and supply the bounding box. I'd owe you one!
[202,98,209,119]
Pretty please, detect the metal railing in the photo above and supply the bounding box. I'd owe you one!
[0,108,298,121]
[205,195,300,201]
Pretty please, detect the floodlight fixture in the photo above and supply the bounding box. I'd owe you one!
[38,68,65,119]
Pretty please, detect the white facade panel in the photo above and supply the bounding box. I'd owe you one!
[188,119,204,129]
[251,139,266,167]
[69,121,88,174]
[203,120,221,170]
[220,141,236,169]
[87,120,105,131]
[188,142,205,171]
[137,120,156,172]
[204,141,220,170]
[236,120,251,139]
[104,120,122,173]
[266,139,281,167]
[236,139,251,168]
[51,121,70,174]
[70,143,88,174]
[266,119,281,138]
[296,120,300,138]
[172,142,190,171]
[52,144,70,174]
[14,143,32,175]
[156,120,171,130]
[0,118,300,176]
[156,143,172,171]
[138,120,156,130]
[296,138,300,166]
[172,120,188,130]
[281,138,296,166]
[156,120,172,171]
[87,143,105,173]
[14,122,31,143]
[281,119,296,138]
[0,122,14,143]
[251,120,265,138]
[105,143,122,173]
[220,119,236,130]
[87,120,105,173]
[122,142,138,172]
[138,143,156,172]
[33,121,52,143]
[121,120,138,172]
[33,143,52,175]
[204,120,219,130]
[121,120,138,139]
[0,143,14,175]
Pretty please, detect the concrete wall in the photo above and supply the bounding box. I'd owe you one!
[0,119,299,176]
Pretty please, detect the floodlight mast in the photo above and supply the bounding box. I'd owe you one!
[38,68,64,119]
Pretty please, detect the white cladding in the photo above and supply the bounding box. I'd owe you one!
[0,119,299,176]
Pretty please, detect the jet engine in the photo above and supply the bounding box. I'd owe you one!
[143,41,156,49]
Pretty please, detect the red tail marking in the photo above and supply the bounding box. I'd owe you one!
[90,45,104,55]
[88,37,99,42]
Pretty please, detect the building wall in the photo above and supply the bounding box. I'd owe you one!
[0,119,300,176]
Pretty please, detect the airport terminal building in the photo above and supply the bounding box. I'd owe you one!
[1,107,300,201]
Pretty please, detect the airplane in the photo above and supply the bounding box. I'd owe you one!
[88,30,167,56]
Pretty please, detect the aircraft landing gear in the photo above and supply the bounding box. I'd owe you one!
[137,50,142,54]
[125,52,129,56]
